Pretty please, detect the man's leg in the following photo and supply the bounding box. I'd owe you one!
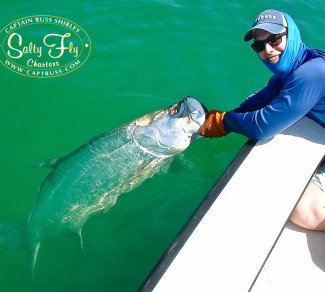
[291,181,325,231]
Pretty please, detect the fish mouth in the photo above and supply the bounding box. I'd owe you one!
[182,96,208,142]
[183,96,208,126]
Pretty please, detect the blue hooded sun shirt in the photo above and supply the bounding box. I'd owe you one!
[223,11,325,139]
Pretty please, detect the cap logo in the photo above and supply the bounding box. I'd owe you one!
[256,14,276,22]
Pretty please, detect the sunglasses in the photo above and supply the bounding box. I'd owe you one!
[250,31,287,52]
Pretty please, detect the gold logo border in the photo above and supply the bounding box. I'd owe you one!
[0,15,92,78]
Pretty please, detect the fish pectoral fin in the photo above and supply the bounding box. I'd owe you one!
[138,161,154,172]
[33,157,61,169]
[27,240,40,283]
[103,195,117,213]
[137,158,173,176]
[70,228,86,256]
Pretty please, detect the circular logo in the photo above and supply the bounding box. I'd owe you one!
[0,15,91,78]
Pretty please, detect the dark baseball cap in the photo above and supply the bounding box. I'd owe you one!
[244,9,287,42]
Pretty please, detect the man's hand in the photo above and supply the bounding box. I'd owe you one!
[198,110,229,138]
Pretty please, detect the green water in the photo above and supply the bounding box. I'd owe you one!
[0,1,324,291]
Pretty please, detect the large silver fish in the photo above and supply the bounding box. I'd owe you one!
[0,96,207,277]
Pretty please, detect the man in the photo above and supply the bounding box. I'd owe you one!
[199,9,325,231]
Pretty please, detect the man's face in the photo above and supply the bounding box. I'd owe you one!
[254,29,287,64]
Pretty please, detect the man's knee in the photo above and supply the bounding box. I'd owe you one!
[290,182,325,231]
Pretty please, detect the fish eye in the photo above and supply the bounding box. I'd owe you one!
[169,105,178,115]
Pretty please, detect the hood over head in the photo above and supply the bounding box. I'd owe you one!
[261,11,305,78]
[245,9,306,78]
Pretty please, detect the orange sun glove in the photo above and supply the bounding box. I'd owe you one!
[198,110,230,138]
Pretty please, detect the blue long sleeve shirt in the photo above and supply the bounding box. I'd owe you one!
[223,11,325,140]
[223,48,325,139]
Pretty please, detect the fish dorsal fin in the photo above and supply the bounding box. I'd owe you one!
[33,157,61,169]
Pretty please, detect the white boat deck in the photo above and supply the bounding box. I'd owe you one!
[139,117,325,292]
[253,221,325,292]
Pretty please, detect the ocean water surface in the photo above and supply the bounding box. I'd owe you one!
[0,0,324,291]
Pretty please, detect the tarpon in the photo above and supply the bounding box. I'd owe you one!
[0,96,207,278]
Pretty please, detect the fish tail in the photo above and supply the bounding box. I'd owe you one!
[0,222,41,284]
[0,222,26,251]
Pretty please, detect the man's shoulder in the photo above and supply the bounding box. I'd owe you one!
[295,54,325,81]
[299,49,325,73]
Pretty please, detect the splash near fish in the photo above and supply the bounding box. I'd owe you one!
[0,96,207,279]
